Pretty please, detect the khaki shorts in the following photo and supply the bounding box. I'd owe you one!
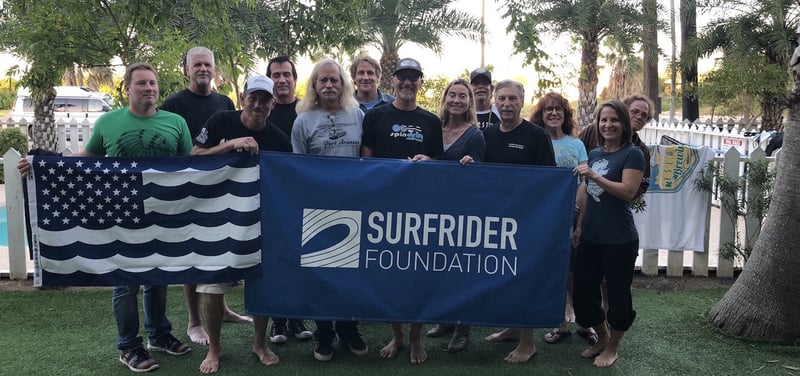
[196,282,238,294]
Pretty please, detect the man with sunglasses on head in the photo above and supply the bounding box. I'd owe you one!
[360,58,443,364]
[622,94,654,199]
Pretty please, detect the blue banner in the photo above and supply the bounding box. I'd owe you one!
[246,152,576,328]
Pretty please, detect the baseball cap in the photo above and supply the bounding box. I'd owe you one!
[470,68,492,83]
[393,58,423,76]
[244,74,274,95]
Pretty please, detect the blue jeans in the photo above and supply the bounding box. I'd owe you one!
[112,285,172,352]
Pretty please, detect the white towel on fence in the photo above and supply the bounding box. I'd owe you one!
[634,145,716,252]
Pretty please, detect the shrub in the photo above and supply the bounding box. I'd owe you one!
[0,127,30,184]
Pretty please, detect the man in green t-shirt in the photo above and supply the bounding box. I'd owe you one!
[21,63,193,373]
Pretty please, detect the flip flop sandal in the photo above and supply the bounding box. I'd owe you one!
[543,328,572,344]
[576,328,599,345]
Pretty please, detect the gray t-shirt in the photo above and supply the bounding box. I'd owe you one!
[291,107,364,157]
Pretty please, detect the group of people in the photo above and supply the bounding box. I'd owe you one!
[19,46,656,373]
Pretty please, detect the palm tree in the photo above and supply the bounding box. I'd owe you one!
[706,28,800,341]
[361,0,483,93]
[503,0,643,129]
[605,39,644,100]
[687,0,798,131]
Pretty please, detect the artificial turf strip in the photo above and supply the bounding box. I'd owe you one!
[0,285,797,376]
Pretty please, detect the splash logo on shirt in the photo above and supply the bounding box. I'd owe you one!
[390,124,424,142]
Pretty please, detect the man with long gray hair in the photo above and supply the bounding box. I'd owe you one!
[292,58,368,361]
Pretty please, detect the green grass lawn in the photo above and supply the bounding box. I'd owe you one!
[0,283,797,376]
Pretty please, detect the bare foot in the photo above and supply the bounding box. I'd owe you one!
[565,303,576,323]
[379,337,403,359]
[504,342,536,363]
[485,328,519,342]
[580,341,606,358]
[409,339,427,364]
[199,352,220,374]
[223,310,252,323]
[251,344,280,366]
[188,325,210,346]
[593,349,618,367]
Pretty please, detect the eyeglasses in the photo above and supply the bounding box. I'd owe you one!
[544,106,564,114]
[395,72,421,82]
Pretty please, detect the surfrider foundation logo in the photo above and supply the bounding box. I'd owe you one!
[300,209,362,268]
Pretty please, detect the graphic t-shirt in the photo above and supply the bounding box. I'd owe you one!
[361,104,443,159]
[292,108,364,157]
[85,108,192,157]
[552,135,588,169]
[582,144,645,244]
[476,108,501,130]
[195,110,291,152]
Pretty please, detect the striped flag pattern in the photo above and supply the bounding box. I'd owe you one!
[26,153,262,287]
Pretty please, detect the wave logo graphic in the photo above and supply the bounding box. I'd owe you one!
[300,209,362,268]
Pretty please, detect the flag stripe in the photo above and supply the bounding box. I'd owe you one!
[37,222,261,246]
[142,165,259,186]
[144,194,259,215]
[40,250,262,274]
[40,238,262,260]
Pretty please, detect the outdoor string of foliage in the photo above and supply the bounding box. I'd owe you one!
[695,158,776,262]
[0,128,29,184]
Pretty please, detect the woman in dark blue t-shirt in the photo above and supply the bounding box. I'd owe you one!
[572,100,645,368]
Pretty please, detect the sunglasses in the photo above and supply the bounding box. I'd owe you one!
[395,72,421,82]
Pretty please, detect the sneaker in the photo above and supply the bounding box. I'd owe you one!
[147,333,191,356]
[346,334,369,356]
[314,339,334,361]
[119,347,159,373]
[288,320,313,340]
[269,322,288,344]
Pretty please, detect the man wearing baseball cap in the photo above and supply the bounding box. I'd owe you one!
[191,74,292,373]
[360,58,443,363]
[361,58,443,161]
[469,67,501,130]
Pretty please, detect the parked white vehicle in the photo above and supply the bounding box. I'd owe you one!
[11,86,113,122]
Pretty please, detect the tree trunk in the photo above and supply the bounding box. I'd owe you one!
[578,39,599,130]
[706,38,800,340]
[380,50,399,96]
[759,93,784,131]
[643,0,660,117]
[680,0,699,121]
[31,88,59,151]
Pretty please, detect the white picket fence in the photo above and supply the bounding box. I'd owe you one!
[639,118,776,156]
[0,118,780,279]
[0,116,94,152]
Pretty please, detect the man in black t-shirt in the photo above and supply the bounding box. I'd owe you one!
[360,58,442,364]
[361,58,443,161]
[161,47,235,139]
[262,55,314,346]
[192,75,290,373]
[159,47,247,352]
[483,80,555,166]
[481,80,554,365]
[266,56,299,138]
[470,68,501,130]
